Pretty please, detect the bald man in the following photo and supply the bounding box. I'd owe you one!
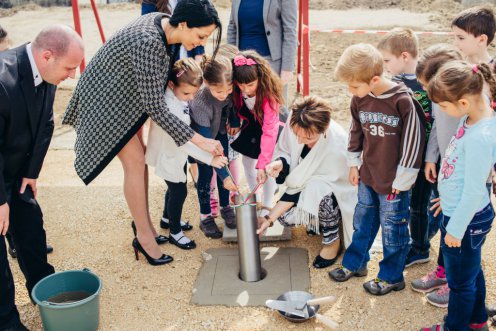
[0,25,83,331]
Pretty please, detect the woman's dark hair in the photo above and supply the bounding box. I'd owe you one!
[170,0,222,56]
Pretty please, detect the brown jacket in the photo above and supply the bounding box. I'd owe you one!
[347,83,426,194]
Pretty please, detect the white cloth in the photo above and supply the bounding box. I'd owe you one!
[274,119,358,247]
[26,43,43,86]
[146,88,213,183]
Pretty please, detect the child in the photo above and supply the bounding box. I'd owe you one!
[189,54,238,239]
[231,50,284,217]
[452,6,495,65]
[378,27,434,268]
[420,61,496,331]
[410,44,463,308]
[329,44,426,296]
[145,58,228,249]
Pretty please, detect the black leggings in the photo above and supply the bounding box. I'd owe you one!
[163,180,188,235]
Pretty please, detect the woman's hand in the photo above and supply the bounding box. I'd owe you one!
[444,233,461,248]
[425,162,437,183]
[265,160,283,178]
[257,169,267,184]
[256,216,272,237]
[349,167,359,186]
[210,155,228,169]
[191,133,223,156]
[223,177,238,192]
[430,197,442,217]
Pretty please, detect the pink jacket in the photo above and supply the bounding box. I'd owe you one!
[235,95,280,169]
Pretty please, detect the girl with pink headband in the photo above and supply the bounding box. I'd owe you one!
[230,50,284,216]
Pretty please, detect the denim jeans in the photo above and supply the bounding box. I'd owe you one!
[409,169,433,255]
[441,204,494,331]
[342,182,411,284]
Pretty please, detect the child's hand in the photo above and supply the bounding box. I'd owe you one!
[223,177,238,192]
[444,233,461,248]
[429,197,442,217]
[210,156,228,169]
[349,167,359,186]
[257,169,267,184]
[265,160,283,178]
[425,162,437,183]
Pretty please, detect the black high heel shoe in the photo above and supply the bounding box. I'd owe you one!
[131,221,169,245]
[132,238,173,266]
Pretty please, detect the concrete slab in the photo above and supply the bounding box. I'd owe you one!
[192,247,309,307]
[223,221,291,242]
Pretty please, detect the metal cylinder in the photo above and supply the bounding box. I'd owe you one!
[233,194,262,282]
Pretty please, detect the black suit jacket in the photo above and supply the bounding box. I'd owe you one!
[0,44,55,204]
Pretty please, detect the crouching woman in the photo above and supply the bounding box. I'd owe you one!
[257,96,357,268]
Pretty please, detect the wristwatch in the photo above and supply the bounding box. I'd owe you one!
[264,214,274,227]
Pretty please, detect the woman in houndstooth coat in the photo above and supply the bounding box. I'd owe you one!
[63,0,223,265]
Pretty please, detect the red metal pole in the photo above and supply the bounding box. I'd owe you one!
[302,0,309,96]
[297,0,302,93]
[71,0,85,72]
[90,0,106,43]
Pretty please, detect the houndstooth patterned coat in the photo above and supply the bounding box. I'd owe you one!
[63,13,194,184]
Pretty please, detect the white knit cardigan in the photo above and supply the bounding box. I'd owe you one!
[274,119,358,247]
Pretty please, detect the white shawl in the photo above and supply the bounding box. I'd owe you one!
[274,119,357,247]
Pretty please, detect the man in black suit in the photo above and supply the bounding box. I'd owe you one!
[0,25,84,331]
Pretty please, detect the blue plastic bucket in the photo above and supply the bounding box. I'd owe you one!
[32,269,102,331]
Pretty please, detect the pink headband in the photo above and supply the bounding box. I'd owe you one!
[176,70,185,78]
[472,65,479,73]
[234,55,257,67]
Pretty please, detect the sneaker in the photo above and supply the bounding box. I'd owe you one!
[363,278,405,296]
[411,266,447,293]
[405,250,430,268]
[200,216,222,239]
[426,284,449,308]
[220,206,237,229]
[329,265,368,282]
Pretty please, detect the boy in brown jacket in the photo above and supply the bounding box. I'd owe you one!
[329,43,426,296]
